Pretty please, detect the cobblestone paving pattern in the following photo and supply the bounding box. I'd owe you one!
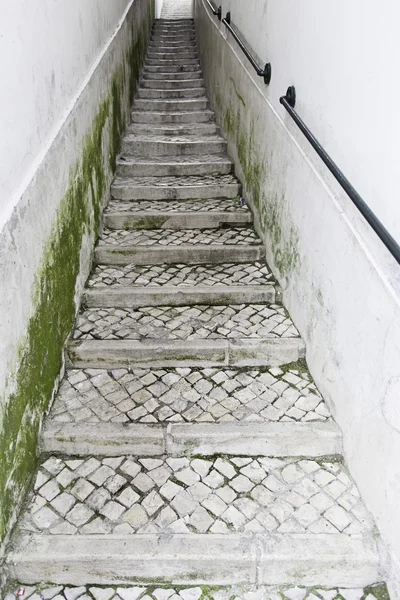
[88,263,273,288]
[20,455,374,536]
[73,305,299,341]
[125,135,220,144]
[5,584,389,600]
[106,199,247,214]
[50,365,331,424]
[112,175,239,188]
[99,228,261,246]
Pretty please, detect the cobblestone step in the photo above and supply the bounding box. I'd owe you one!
[3,583,389,600]
[141,78,204,88]
[116,154,232,176]
[67,337,304,370]
[137,88,206,100]
[148,44,197,53]
[87,262,274,289]
[121,134,225,157]
[128,122,219,136]
[131,110,215,124]
[111,174,240,200]
[150,36,197,43]
[145,57,200,67]
[8,455,380,586]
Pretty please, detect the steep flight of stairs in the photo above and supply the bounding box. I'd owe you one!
[4,17,388,600]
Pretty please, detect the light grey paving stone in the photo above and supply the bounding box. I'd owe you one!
[72,304,298,342]
[98,227,260,247]
[103,212,252,232]
[105,198,247,215]
[18,455,374,537]
[121,133,225,156]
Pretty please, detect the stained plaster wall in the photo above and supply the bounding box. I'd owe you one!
[0,0,154,560]
[194,0,400,596]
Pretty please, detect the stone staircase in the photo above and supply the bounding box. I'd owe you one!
[4,17,388,600]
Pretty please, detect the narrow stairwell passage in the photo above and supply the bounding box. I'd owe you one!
[4,18,387,600]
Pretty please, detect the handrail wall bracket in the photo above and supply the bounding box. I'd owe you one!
[222,11,271,86]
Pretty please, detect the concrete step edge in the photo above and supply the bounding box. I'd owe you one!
[103,211,251,230]
[41,420,342,457]
[67,337,305,369]
[94,244,265,266]
[8,533,382,587]
[83,284,275,308]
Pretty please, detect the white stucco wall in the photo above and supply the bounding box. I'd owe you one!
[195,0,400,596]
[0,0,153,555]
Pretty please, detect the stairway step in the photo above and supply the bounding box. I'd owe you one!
[111,174,240,200]
[143,71,203,80]
[133,98,207,112]
[116,154,232,176]
[95,244,265,266]
[121,134,225,157]
[88,261,274,289]
[137,87,206,99]
[147,52,199,60]
[45,362,334,437]
[131,110,215,124]
[9,454,379,586]
[150,36,197,43]
[84,285,275,308]
[128,122,219,136]
[141,78,204,88]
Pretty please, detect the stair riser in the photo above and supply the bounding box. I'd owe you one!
[42,422,341,458]
[68,338,304,370]
[105,212,250,230]
[116,159,232,177]
[133,98,208,111]
[111,182,238,200]
[8,535,380,587]
[143,71,202,80]
[141,79,204,89]
[145,65,201,73]
[84,284,271,308]
[128,123,218,135]
[131,110,215,124]
[137,88,206,99]
[94,245,265,266]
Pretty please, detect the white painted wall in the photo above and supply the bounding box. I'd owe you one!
[156,0,164,18]
[0,0,153,553]
[195,0,400,596]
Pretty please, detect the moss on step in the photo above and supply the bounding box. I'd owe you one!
[0,7,152,551]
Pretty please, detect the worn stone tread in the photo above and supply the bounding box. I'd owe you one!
[98,228,261,247]
[105,199,248,214]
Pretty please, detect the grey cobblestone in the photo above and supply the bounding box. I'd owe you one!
[19,454,374,536]
[6,585,388,600]
[73,304,299,341]
[99,228,261,247]
[50,368,331,428]
[112,174,239,188]
[88,263,273,289]
[106,199,248,213]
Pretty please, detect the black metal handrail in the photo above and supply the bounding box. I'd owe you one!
[204,0,221,20]
[222,12,271,85]
[280,86,400,265]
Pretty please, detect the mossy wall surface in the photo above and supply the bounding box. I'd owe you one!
[0,0,154,555]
